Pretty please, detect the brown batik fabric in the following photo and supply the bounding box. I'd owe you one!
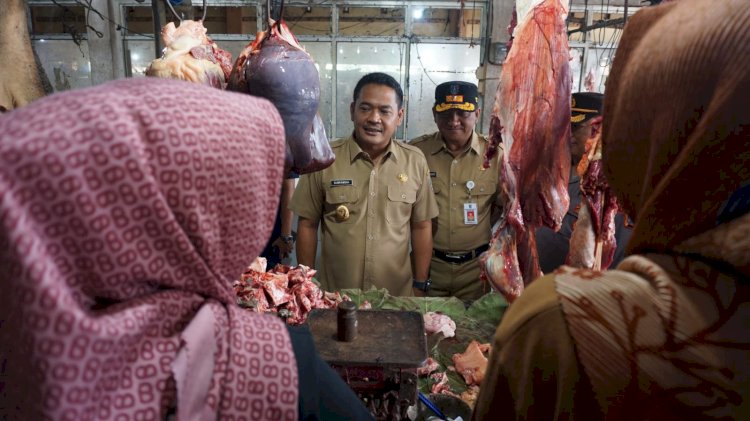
[556,213,750,418]
[556,0,750,418]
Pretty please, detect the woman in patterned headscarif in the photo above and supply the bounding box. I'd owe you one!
[473,0,750,419]
[0,77,371,420]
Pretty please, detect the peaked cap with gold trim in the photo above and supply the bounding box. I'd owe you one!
[434,81,479,113]
[571,92,603,124]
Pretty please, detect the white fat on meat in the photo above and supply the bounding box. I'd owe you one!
[423,312,456,338]
[146,20,227,88]
[566,203,596,268]
[248,257,267,273]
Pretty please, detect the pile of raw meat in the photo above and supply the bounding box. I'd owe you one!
[419,313,491,408]
[233,257,346,325]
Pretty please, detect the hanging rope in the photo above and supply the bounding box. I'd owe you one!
[164,0,207,23]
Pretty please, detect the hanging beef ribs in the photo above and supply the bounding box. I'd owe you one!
[228,17,334,174]
[479,0,572,302]
[146,20,232,89]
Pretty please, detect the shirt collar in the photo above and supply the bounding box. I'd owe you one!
[347,133,399,164]
[430,131,481,156]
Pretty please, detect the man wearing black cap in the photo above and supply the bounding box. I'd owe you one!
[410,81,503,302]
[536,92,632,272]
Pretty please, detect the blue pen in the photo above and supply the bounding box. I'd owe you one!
[418,391,448,420]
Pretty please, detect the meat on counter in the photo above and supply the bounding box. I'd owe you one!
[451,340,491,386]
[233,258,345,324]
[423,312,457,338]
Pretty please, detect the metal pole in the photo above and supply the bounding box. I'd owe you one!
[152,0,162,58]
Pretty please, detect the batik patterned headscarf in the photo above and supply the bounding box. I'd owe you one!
[555,0,750,418]
[0,78,297,420]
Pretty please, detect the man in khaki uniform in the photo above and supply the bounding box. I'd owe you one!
[291,73,439,297]
[410,81,502,301]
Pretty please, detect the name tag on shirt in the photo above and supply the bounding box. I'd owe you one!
[331,179,353,186]
[464,203,478,225]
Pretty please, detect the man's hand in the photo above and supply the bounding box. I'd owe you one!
[271,237,294,259]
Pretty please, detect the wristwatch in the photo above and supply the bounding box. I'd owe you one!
[412,278,432,292]
[280,234,295,244]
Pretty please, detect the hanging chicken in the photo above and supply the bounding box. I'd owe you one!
[228,0,334,175]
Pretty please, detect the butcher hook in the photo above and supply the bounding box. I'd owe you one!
[164,0,208,23]
[266,0,286,35]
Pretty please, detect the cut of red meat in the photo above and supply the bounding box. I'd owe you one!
[233,259,341,325]
[481,0,571,302]
[567,128,621,270]
[228,19,334,175]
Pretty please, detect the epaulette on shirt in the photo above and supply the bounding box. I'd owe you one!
[396,138,429,155]
[330,138,349,149]
[409,133,434,146]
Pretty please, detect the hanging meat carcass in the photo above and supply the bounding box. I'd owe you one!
[480,0,572,302]
[146,20,233,88]
[566,123,621,270]
[228,6,334,175]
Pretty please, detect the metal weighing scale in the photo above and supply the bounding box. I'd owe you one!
[306,302,428,420]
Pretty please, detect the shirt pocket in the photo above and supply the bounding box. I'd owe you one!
[472,181,496,197]
[325,186,359,224]
[431,177,443,195]
[386,185,417,226]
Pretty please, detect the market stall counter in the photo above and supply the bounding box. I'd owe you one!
[233,258,508,419]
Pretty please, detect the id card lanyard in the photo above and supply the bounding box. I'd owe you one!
[463,180,478,225]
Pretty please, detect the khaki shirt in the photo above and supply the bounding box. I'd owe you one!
[290,136,439,296]
[410,131,501,252]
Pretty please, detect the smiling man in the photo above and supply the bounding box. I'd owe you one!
[410,81,503,302]
[290,73,438,296]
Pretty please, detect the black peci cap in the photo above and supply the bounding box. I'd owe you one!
[571,92,603,124]
[434,81,479,113]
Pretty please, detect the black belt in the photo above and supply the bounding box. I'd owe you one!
[433,244,489,264]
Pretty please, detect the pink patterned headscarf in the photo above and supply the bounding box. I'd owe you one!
[0,78,297,420]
